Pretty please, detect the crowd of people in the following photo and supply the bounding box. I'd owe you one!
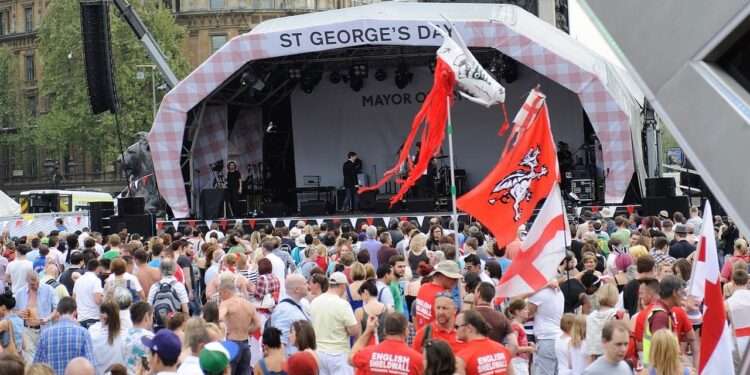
[0,205,744,375]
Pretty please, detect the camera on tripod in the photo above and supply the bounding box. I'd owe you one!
[210,160,224,173]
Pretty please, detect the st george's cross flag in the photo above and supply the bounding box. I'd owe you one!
[456,89,559,247]
[687,201,735,375]
[496,183,569,298]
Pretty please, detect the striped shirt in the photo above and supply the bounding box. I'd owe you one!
[34,317,96,374]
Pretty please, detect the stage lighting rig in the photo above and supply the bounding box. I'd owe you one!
[288,67,302,81]
[351,63,368,78]
[394,62,413,89]
[374,68,387,82]
[300,66,323,94]
[329,71,341,84]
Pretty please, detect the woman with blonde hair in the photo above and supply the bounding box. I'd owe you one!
[347,262,367,311]
[556,313,588,375]
[407,233,429,274]
[642,330,690,375]
[585,282,626,360]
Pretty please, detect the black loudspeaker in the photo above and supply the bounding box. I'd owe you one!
[117,197,145,215]
[407,198,435,212]
[300,200,327,216]
[89,201,115,233]
[646,177,676,197]
[107,214,155,237]
[80,0,118,114]
[263,202,287,217]
[641,196,690,217]
[359,191,377,212]
[200,189,225,219]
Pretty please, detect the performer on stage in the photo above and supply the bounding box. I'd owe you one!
[226,161,242,217]
[342,152,362,212]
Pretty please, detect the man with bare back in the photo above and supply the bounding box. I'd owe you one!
[219,272,258,375]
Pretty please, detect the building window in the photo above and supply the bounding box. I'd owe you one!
[210,0,224,9]
[211,34,227,53]
[24,6,33,33]
[0,10,5,36]
[27,96,37,117]
[25,55,35,81]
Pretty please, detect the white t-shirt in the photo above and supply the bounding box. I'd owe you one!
[556,334,589,375]
[7,259,33,296]
[105,273,144,293]
[528,287,564,340]
[48,248,65,267]
[310,292,357,354]
[73,271,104,321]
[266,253,286,298]
[89,322,126,375]
[148,277,189,307]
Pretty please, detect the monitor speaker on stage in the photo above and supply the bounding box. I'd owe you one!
[200,189,225,219]
[646,177,676,197]
[641,196,689,217]
[300,200,327,216]
[359,191,377,212]
[407,198,435,212]
[263,202,288,217]
[80,0,118,114]
[107,214,156,237]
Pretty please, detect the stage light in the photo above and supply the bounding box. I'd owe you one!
[266,122,277,134]
[350,76,364,92]
[394,62,413,90]
[288,67,302,80]
[329,71,341,84]
[351,63,368,78]
[374,68,387,82]
[300,67,322,94]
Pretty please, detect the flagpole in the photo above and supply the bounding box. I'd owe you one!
[446,96,460,252]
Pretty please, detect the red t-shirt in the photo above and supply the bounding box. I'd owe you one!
[412,323,467,353]
[352,339,424,375]
[633,303,692,344]
[457,337,511,375]
[414,283,446,331]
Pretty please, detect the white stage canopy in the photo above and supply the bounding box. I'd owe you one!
[148,2,639,218]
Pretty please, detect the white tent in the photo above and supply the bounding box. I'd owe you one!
[0,190,20,217]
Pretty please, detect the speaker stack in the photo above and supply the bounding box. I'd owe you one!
[104,197,155,237]
[642,177,689,216]
[89,201,115,234]
[200,189,225,219]
[80,0,118,114]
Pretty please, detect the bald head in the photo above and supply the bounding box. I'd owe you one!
[65,357,95,375]
[286,274,308,300]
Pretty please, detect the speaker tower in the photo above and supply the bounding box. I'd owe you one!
[80,0,118,114]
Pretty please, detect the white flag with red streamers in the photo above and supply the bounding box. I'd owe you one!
[497,183,569,298]
[687,202,734,374]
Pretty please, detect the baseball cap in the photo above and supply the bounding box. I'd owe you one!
[430,260,461,279]
[659,210,669,219]
[674,224,689,234]
[141,329,182,364]
[200,341,239,374]
[329,272,348,285]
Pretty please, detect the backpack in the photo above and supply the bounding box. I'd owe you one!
[45,278,61,290]
[152,281,181,329]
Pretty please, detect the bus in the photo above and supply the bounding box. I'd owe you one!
[19,190,114,214]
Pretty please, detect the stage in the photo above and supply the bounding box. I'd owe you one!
[147,2,643,220]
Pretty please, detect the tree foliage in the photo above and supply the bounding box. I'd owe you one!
[35,0,189,161]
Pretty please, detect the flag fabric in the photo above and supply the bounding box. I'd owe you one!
[457,89,559,247]
[687,202,735,374]
[496,183,569,298]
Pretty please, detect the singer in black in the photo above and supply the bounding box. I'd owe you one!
[226,161,242,217]
[342,151,362,212]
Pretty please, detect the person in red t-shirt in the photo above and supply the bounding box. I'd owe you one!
[456,310,514,375]
[414,260,461,331]
[350,312,424,375]
[412,294,466,353]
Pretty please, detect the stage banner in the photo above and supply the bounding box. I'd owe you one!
[0,212,89,238]
[229,109,263,177]
[192,105,229,209]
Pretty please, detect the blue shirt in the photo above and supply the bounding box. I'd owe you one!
[16,284,58,321]
[360,239,382,268]
[34,317,96,374]
[1,314,23,350]
[27,250,40,263]
[270,298,310,356]
[33,256,46,274]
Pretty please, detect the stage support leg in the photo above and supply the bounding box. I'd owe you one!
[446,96,460,252]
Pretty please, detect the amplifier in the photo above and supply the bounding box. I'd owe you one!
[571,179,595,202]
